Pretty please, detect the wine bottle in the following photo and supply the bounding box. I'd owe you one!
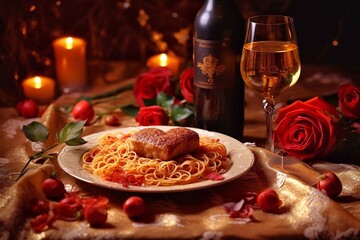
[193,0,245,140]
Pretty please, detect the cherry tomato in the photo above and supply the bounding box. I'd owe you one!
[317,171,342,198]
[83,203,108,227]
[123,196,145,218]
[16,99,39,118]
[42,178,66,200]
[72,100,95,124]
[257,188,282,213]
[104,113,120,126]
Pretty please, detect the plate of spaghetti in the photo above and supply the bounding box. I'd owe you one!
[58,126,254,192]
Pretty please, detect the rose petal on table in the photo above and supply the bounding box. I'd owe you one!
[205,172,224,181]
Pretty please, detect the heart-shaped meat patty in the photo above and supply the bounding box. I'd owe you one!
[130,127,200,160]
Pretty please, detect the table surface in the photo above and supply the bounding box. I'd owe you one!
[0,63,359,239]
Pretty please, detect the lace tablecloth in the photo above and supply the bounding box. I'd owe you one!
[0,68,359,239]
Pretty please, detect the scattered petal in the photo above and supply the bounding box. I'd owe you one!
[243,192,258,206]
[223,192,259,220]
[205,172,224,181]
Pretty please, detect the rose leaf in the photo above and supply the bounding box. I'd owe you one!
[121,105,139,117]
[65,137,87,146]
[22,121,49,142]
[171,105,193,123]
[57,121,86,144]
[156,92,174,109]
[143,98,157,106]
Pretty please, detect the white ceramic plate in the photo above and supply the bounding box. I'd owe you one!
[58,126,254,193]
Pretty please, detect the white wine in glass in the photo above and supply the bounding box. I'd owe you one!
[240,15,301,152]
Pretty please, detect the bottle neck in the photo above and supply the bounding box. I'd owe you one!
[194,0,244,40]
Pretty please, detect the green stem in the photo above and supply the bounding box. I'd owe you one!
[95,104,129,117]
[16,156,35,181]
[16,143,59,181]
[88,83,133,101]
[92,96,119,106]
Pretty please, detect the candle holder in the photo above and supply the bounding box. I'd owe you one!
[53,37,87,93]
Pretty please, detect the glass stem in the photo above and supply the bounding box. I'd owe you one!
[263,98,276,152]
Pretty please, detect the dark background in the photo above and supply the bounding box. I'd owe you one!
[0,0,359,106]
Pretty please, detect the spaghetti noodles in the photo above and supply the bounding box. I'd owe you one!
[82,131,232,187]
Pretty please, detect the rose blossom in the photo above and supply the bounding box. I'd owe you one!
[179,67,194,104]
[136,105,169,126]
[273,97,342,161]
[338,83,360,120]
[133,67,173,107]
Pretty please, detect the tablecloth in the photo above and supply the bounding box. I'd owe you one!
[0,66,359,240]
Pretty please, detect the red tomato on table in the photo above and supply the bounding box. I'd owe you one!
[83,204,108,227]
[16,99,39,118]
[42,178,66,200]
[317,171,342,198]
[72,100,95,124]
[123,196,145,218]
[104,113,120,126]
[257,188,282,213]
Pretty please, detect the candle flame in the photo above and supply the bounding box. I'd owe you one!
[65,37,74,50]
[159,53,168,67]
[34,76,42,89]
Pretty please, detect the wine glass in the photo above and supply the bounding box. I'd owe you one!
[240,15,301,152]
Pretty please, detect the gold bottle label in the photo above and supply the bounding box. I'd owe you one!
[193,37,236,89]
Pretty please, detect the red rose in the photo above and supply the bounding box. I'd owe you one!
[338,83,360,120]
[136,105,169,126]
[179,67,194,104]
[133,67,173,107]
[273,97,342,161]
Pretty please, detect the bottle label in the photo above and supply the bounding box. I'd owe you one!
[193,37,236,89]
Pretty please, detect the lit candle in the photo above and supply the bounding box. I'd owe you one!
[53,37,87,93]
[146,53,181,75]
[22,76,56,104]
